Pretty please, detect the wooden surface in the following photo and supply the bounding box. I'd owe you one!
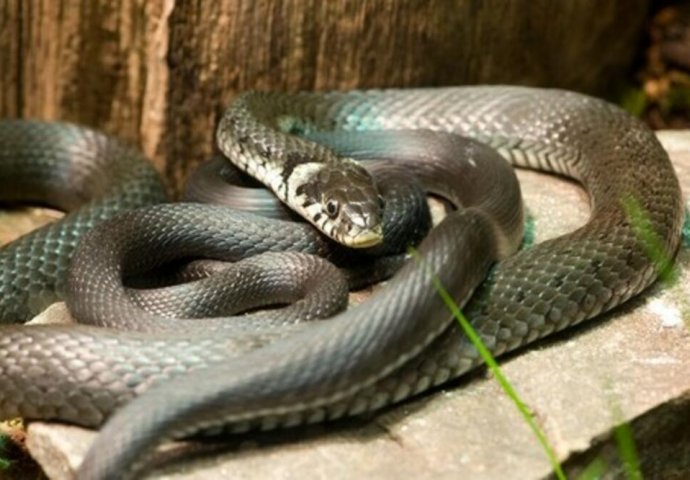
[1,0,651,192]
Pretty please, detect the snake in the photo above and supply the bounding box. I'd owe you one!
[0,86,683,480]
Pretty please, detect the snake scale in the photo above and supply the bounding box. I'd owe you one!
[0,86,684,479]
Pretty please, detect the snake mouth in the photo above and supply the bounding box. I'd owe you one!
[345,227,384,248]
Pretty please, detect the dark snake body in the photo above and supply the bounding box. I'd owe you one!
[0,86,684,479]
[0,121,168,320]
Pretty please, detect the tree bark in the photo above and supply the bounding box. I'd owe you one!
[1,0,651,193]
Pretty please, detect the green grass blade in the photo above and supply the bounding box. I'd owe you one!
[614,421,642,480]
[409,248,566,480]
[621,195,676,285]
[0,434,10,470]
[576,457,608,480]
[607,391,642,480]
[623,195,689,332]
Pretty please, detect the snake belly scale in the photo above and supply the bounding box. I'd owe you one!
[0,86,683,479]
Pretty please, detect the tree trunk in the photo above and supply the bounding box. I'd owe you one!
[1,0,651,193]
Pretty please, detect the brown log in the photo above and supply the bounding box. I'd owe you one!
[1,0,650,193]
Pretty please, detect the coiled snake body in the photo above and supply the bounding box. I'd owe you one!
[0,86,684,479]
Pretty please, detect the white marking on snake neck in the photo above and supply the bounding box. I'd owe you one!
[286,162,324,207]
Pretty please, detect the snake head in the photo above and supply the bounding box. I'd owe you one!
[295,160,384,248]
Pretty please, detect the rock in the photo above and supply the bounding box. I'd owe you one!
[6,131,690,478]
[28,302,75,326]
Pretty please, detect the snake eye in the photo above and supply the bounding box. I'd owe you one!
[325,199,340,218]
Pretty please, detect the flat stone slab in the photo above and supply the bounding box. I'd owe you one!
[4,132,690,479]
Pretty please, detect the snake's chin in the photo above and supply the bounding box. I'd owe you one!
[345,227,384,248]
